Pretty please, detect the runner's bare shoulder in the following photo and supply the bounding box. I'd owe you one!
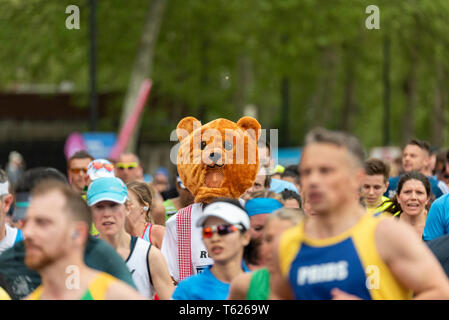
[228,272,252,300]
[106,281,147,300]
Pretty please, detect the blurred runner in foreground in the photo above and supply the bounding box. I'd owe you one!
[25,180,143,300]
[272,127,449,300]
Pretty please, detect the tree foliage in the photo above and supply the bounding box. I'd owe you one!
[2,0,449,148]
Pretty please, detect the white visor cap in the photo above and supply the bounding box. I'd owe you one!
[196,201,250,230]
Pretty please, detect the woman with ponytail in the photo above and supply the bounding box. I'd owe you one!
[384,171,432,239]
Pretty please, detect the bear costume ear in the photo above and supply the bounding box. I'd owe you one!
[237,117,261,141]
[177,116,202,142]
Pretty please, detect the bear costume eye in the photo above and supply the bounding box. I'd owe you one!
[200,141,207,150]
[223,141,233,151]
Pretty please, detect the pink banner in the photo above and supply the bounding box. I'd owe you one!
[64,132,87,160]
[109,79,153,160]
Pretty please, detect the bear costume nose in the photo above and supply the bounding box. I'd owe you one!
[209,152,222,163]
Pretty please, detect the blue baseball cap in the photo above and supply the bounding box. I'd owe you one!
[155,167,169,178]
[245,198,283,217]
[87,177,128,207]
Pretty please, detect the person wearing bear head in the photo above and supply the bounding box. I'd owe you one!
[161,116,261,284]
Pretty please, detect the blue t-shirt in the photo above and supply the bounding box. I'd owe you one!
[172,266,232,300]
[423,193,449,241]
[385,175,444,199]
[15,229,23,243]
[270,178,298,194]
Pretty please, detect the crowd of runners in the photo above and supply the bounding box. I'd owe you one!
[2,126,449,300]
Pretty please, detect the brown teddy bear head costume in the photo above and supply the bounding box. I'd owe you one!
[176,116,261,204]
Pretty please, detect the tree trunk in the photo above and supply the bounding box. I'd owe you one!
[383,36,391,146]
[401,47,418,145]
[197,39,210,122]
[280,76,290,146]
[119,0,167,153]
[234,55,253,115]
[431,59,447,147]
[341,42,356,132]
[307,46,338,130]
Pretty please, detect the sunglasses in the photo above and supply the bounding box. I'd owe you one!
[70,167,88,174]
[202,224,243,239]
[116,162,138,170]
[92,162,114,172]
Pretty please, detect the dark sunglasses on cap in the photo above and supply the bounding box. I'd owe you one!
[202,224,243,239]
[70,167,88,174]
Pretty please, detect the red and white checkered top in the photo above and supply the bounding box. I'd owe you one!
[176,204,193,281]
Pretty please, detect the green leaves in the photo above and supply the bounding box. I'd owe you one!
[2,0,449,146]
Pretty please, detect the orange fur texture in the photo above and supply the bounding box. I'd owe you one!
[176,116,261,204]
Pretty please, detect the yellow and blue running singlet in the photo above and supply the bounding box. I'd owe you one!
[278,213,412,300]
[0,287,11,300]
[367,196,393,216]
[28,272,118,300]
